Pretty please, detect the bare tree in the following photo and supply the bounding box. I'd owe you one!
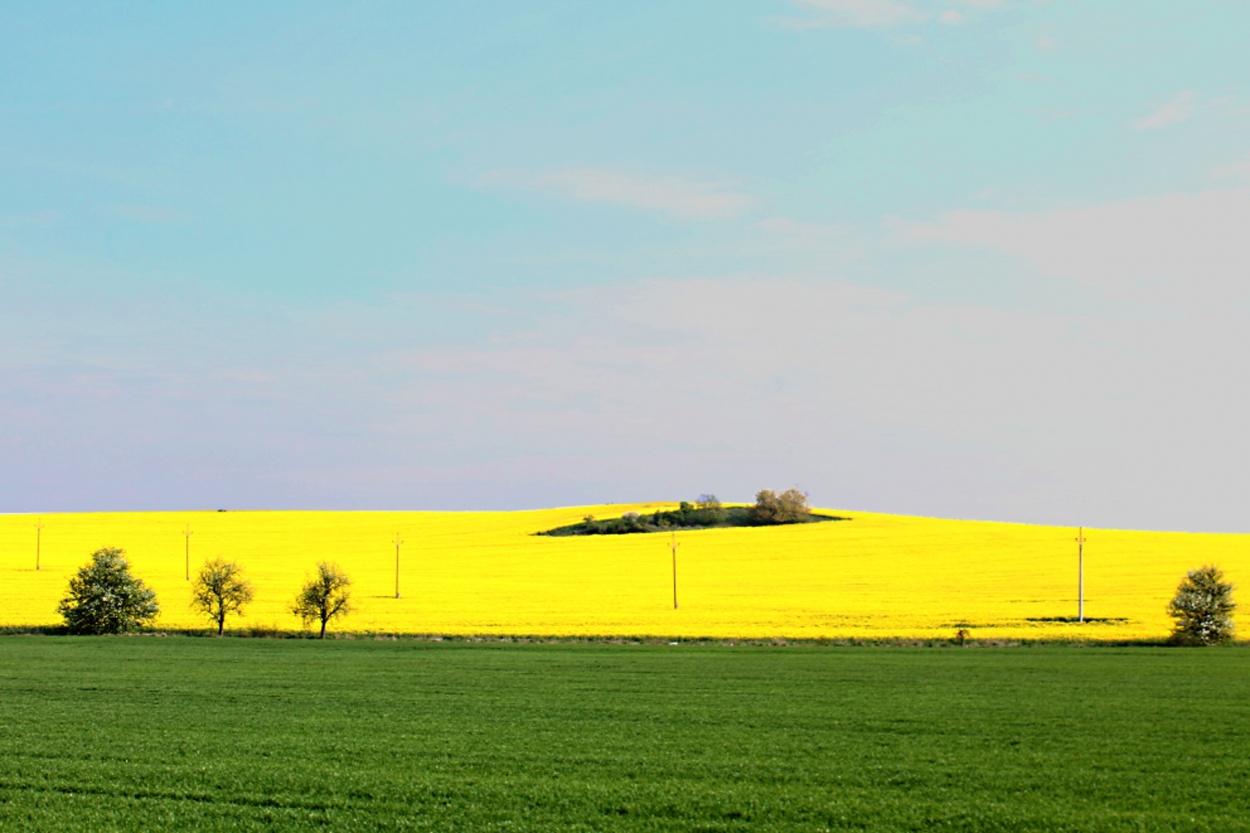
[191,558,255,636]
[1167,565,1236,645]
[292,562,353,638]
[695,494,727,524]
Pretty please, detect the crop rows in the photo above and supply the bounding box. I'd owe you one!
[0,640,1247,831]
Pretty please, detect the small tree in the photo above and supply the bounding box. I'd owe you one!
[191,558,255,635]
[695,494,727,525]
[292,561,352,638]
[57,547,160,634]
[1167,565,1236,645]
[749,488,811,525]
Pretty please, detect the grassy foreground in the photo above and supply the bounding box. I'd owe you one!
[1,506,1246,641]
[0,638,1247,831]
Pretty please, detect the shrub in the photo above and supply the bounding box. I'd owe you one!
[1167,565,1236,645]
[57,548,160,634]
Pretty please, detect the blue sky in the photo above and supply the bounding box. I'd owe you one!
[3,1,1249,530]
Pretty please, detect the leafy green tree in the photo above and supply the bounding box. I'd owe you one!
[57,547,160,634]
[191,558,255,635]
[1167,565,1236,645]
[292,562,353,638]
[749,488,811,525]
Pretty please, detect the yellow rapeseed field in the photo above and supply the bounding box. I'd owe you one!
[0,505,1244,640]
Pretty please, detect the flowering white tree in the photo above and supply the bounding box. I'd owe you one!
[1167,565,1236,645]
[58,548,159,634]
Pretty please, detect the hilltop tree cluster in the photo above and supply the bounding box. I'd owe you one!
[748,489,810,525]
[56,548,353,638]
[591,495,728,534]
[555,490,819,536]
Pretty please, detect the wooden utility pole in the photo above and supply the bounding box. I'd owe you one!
[393,532,403,599]
[35,518,43,571]
[1076,527,1087,622]
[184,524,193,581]
[670,532,679,609]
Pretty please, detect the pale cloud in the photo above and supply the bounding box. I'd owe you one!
[11,264,1249,528]
[1213,153,1250,180]
[785,0,931,29]
[778,0,1004,29]
[1036,35,1056,51]
[1036,107,1075,123]
[478,168,751,221]
[905,186,1250,299]
[756,216,851,238]
[753,216,873,265]
[1131,91,1197,130]
[376,276,1250,529]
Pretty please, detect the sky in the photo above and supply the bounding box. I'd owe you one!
[3,1,1249,531]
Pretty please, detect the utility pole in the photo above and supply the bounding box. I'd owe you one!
[35,518,43,571]
[184,524,193,581]
[394,532,403,599]
[670,532,679,610]
[1076,527,1086,622]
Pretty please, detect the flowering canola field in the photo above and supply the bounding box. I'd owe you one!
[0,505,1244,640]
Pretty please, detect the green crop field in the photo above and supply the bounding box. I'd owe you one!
[0,639,1246,831]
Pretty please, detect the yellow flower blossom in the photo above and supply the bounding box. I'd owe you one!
[1,506,1243,640]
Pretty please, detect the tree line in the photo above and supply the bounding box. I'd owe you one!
[57,548,353,638]
[45,541,1240,646]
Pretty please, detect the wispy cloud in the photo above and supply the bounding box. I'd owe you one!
[904,186,1250,299]
[780,0,930,29]
[756,217,849,237]
[775,0,1005,30]
[0,210,60,231]
[100,204,188,225]
[1213,153,1250,180]
[1131,91,1196,130]
[478,168,752,221]
[370,273,1250,529]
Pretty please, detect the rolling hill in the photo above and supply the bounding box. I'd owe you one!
[1,505,1244,640]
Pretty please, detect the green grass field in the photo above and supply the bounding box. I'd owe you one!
[0,639,1246,831]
